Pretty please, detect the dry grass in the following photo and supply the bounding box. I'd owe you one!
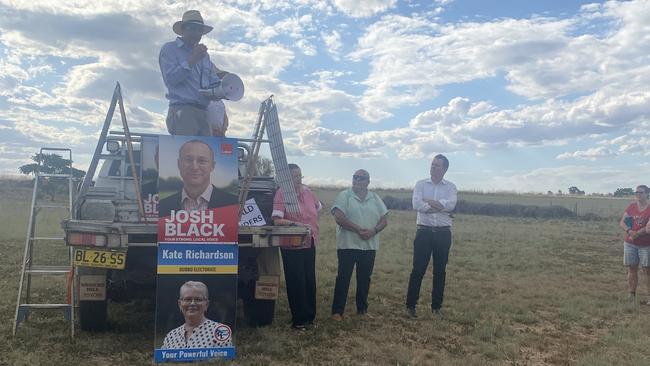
[1,180,649,365]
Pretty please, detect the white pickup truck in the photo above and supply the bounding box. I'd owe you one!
[62,129,307,331]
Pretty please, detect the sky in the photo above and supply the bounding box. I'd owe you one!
[1,0,649,194]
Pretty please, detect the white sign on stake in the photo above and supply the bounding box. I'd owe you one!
[239,198,267,226]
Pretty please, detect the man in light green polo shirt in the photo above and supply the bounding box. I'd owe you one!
[330,169,388,320]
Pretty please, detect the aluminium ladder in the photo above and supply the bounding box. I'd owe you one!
[238,96,300,216]
[13,147,75,337]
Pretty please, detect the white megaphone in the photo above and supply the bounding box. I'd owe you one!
[200,73,245,101]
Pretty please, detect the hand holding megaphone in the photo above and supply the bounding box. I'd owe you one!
[200,73,245,101]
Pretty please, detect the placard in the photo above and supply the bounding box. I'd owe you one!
[153,136,239,363]
[239,198,267,226]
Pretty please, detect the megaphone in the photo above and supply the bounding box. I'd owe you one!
[200,73,245,101]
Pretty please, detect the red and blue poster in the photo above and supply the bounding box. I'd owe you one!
[153,136,239,363]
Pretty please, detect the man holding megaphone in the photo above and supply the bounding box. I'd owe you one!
[159,10,243,136]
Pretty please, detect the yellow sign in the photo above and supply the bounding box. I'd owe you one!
[74,248,126,269]
[78,275,107,301]
[156,265,237,274]
[255,275,280,300]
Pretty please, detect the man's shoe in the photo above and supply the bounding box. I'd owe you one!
[628,293,637,302]
[357,310,373,319]
[432,308,444,319]
[291,324,308,331]
[331,313,343,321]
[406,307,417,319]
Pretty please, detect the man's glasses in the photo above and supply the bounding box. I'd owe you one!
[180,157,212,167]
[353,175,369,181]
[180,297,207,305]
[636,191,646,194]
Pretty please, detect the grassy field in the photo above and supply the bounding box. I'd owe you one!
[1,180,650,365]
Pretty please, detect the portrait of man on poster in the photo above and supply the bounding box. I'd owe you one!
[158,138,238,218]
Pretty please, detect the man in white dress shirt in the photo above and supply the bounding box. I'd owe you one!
[405,154,457,319]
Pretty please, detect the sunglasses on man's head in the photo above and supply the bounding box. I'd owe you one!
[353,175,368,181]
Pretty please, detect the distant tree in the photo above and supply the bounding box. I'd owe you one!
[547,190,553,195]
[568,186,585,195]
[19,153,86,201]
[557,189,563,195]
[614,188,634,197]
[256,157,274,177]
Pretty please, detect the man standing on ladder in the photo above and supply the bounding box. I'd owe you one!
[159,10,228,136]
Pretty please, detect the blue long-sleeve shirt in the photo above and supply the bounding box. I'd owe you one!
[159,37,222,108]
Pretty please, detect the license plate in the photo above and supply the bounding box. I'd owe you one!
[74,248,126,269]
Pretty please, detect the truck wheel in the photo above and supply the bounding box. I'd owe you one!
[243,297,275,327]
[79,299,108,331]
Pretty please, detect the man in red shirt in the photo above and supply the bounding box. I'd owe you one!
[619,185,650,304]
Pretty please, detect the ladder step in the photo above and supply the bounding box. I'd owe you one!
[40,147,72,153]
[30,237,64,241]
[37,173,72,178]
[25,265,71,274]
[34,204,70,209]
[20,304,71,309]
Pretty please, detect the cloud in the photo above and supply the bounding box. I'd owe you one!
[0,59,29,93]
[273,14,314,39]
[480,164,641,194]
[349,0,650,124]
[13,118,92,145]
[409,97,471,128]
[556,147,617,160]
[296,127,385,157]
[295,80,650,160]
[402,87,650,154]
[332,0,397,18]
[321,30,342,59]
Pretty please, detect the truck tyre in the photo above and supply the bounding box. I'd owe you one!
[79,299,108,331]
[243,297,275,327]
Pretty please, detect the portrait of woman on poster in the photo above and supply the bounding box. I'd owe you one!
[161,281,233,349]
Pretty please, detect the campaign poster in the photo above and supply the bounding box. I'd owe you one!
[154,136,239,363]
[141,136,159,221]
[156,135,239,242]
[153,272,237,362]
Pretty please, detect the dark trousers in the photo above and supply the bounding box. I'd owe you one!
[331,249,376,315]
[406,228,452,310]
[281,246,316,326]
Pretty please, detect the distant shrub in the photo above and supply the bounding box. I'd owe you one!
[456,200,577,219]
[580,212,601,221]
[383,195,411,210]
[382,196,604,220]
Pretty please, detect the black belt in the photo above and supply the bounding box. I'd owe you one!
[417,225,450,232]
[170,102,207,110]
